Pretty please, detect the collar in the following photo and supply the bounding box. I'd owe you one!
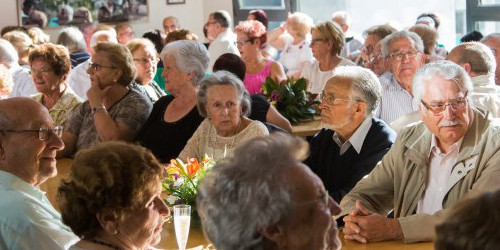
[429,135,463,156]
[0,170,46,200]
[471,74,495,87]
[332,117,372,154]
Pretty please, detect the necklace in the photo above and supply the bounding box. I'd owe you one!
[89,239,122,250]
[212,120,242,159]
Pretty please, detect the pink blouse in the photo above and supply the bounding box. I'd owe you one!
[244,61,273,94]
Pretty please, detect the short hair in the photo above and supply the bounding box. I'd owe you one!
[57,26,87,53]
[417,13,440,29]
[93,42,136,86]
[160,40,209,86]
[435,189,500,250]
[312,21,344,56]
[164,29,197,44]
[197,133,309,249]
[142,29,164,54]
[197,70,251,118]
[2,30,33,58]
[126,38,156,57]
[0,38,19,67]
[450,42,496,76]
[57,4,74,22]
[248,9,268,29]
[460,30,483,43]
[89,29,118,47]
[409,24,438,55]
[412,60,473,104]
[27,27,49,44]
[234,20,267,46]
[58,141,163,239]
[211,10,232,28]
[0,26,28,37]
[332,11,352,26]
[114,22,132,33]
[28,43,71,76]
[213,53,246,81]
[287,12,313,39]
[381,30,424,58]
[163,16,179,26]
[328,66,381,116]
[481,32,500,43]
[363,24,398,41]
[0,64,13,96]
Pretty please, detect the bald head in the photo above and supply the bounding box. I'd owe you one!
[0,97,49,129]
[447,42,496,77]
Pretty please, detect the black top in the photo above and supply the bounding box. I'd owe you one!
[305,118,396,203]
[136,95,204,163]
[249,94,270,123]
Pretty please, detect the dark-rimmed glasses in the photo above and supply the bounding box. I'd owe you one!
[0,126,63,141]
[420,92,468,115]
[311,38,327,45]
[234,39,253,46]
[89,62,116,71]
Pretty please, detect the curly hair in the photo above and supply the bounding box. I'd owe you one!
[93,42,136,86]
[57,141,163,239]
[28,43,71,76]
[235,20,267,46]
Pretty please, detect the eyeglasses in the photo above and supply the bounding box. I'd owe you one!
[30,67,53,75]
[89,62,116,71]
[133,57,159,64]
[320,91,354,105]
[362,45,375,54]
[389,50,419,61]
[297,190,330,207]
[420,92,468,115]
[311,38,327,45]
[0,126,63,141]
[369,53,383,63]
[234,39,252,46]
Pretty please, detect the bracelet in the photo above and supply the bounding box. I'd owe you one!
[91,104,107,115]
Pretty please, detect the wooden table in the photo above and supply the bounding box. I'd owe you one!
[291,118,321,137]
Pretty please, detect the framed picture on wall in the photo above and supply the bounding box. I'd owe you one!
[167,0,185,5]
[18,0,150,29]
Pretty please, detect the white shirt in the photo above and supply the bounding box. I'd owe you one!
[67,59,91,100]
[332,117,372,155]
[376,73,419,124]
[279,34,313,77]
[469,74,500,117]
[416,136,462,214]
[301,58,355,94]
[208,30,240,73]
[9,64,37,98]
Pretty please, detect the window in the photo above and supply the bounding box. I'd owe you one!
[232,0,297,29]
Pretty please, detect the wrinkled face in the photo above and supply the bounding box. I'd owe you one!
[132,45,157,85]
[281,163,342,250]
[370,42,388,76]
[206,85,242,135]
[236,31,257,60]
[118,182,170,249]
[482,37,500,84]
[419,76,472,150]
[206,15,220,39]
[117,26,134,45]
[163,18,179,35]
[87,51,121,89]
[0,104,64,186]
[161,56,190,96]
[362,34,380,58]
[387,38,426,90]
[319,79,356,132]
[30,58,65,95]
[310,29,332,60]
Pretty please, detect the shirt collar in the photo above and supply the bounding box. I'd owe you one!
[471,74,495,87]
[430,135,463,156]
[332,117,372,154]
[0,170,46,200]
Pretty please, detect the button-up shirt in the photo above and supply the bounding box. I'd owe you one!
[376,73,419,124]
[332,117,373,155]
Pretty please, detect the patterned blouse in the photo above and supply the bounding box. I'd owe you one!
[31,86,82,126]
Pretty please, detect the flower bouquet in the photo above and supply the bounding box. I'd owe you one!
[261,77,320,124]
[163,154,215,215]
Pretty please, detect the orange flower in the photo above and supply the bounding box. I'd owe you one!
[186,158,201,178]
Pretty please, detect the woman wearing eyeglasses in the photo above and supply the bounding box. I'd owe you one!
[28,43,82,127]
[301,21,355,95]
[59,42,152,157]
[127,38,165,103]
[234,20,286,95]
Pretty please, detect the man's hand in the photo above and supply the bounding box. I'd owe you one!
[343,201,403,243]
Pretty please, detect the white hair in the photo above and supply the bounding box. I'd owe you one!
[0,39,19,68]
[89,29,118,47]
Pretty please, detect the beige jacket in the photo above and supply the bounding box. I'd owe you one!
[339,109,500,243]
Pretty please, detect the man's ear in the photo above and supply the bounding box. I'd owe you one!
[462,63,472,75]
[260,224,287,249]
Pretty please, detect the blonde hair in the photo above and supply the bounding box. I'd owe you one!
[287,12,313,39]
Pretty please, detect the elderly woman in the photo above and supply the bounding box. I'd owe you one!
[29,43,82,126]
[57,27,90,68]
[234,20,286,94]
[301,21,355,94]
[136,40,208,163]
[127,38,165,103]
[58,141,169,250]
[60,42,152,157]
[2,30,33,67]
[268,12,314,78]
[179,71,269,161]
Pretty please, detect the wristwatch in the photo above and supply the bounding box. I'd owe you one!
[91,104,107,115]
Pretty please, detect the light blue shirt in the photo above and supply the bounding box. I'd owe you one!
[376,72,419,124]
[0,170,78,250]
[332,117,373,155]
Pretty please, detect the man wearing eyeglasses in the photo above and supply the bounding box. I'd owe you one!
[376,30,426,124]
[206,10,240,73]
[305,66,396,204]
[339,61,500,244]
[0,98,78,249]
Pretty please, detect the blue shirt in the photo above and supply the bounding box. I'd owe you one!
[0,170,78,249]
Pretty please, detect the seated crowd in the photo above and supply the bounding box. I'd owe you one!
[1,7,500,250]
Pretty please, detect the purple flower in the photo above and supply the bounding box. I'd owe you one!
[271,91,280,102]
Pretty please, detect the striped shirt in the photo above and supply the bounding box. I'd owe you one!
[376,72,419,124]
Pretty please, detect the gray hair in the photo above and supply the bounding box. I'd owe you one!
[57,27,87,53]
[0,38,19,67]
[332,11,351,26]
[481,32,500,43]
[197,133,309,250]
[160,40,209,86]
[89,29,118,48]
[412,60,473,104]
[197,70,251,118]
[328,66,382,116]
[381,30,424,58]
[450,42,496,76]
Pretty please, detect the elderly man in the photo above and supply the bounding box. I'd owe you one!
[360,24,397,69]
[447,41,500,117]
[206,10,240,72]
[0,98,78,249]
[163,16,179,35]
[0,39,37,98]
[376,30,426,124]
[481,33,500,85]
[114,22,134,45]
[332,11,363,60]
[305,66,396,203]
[339,60,500,244]
[197,133,342,250]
